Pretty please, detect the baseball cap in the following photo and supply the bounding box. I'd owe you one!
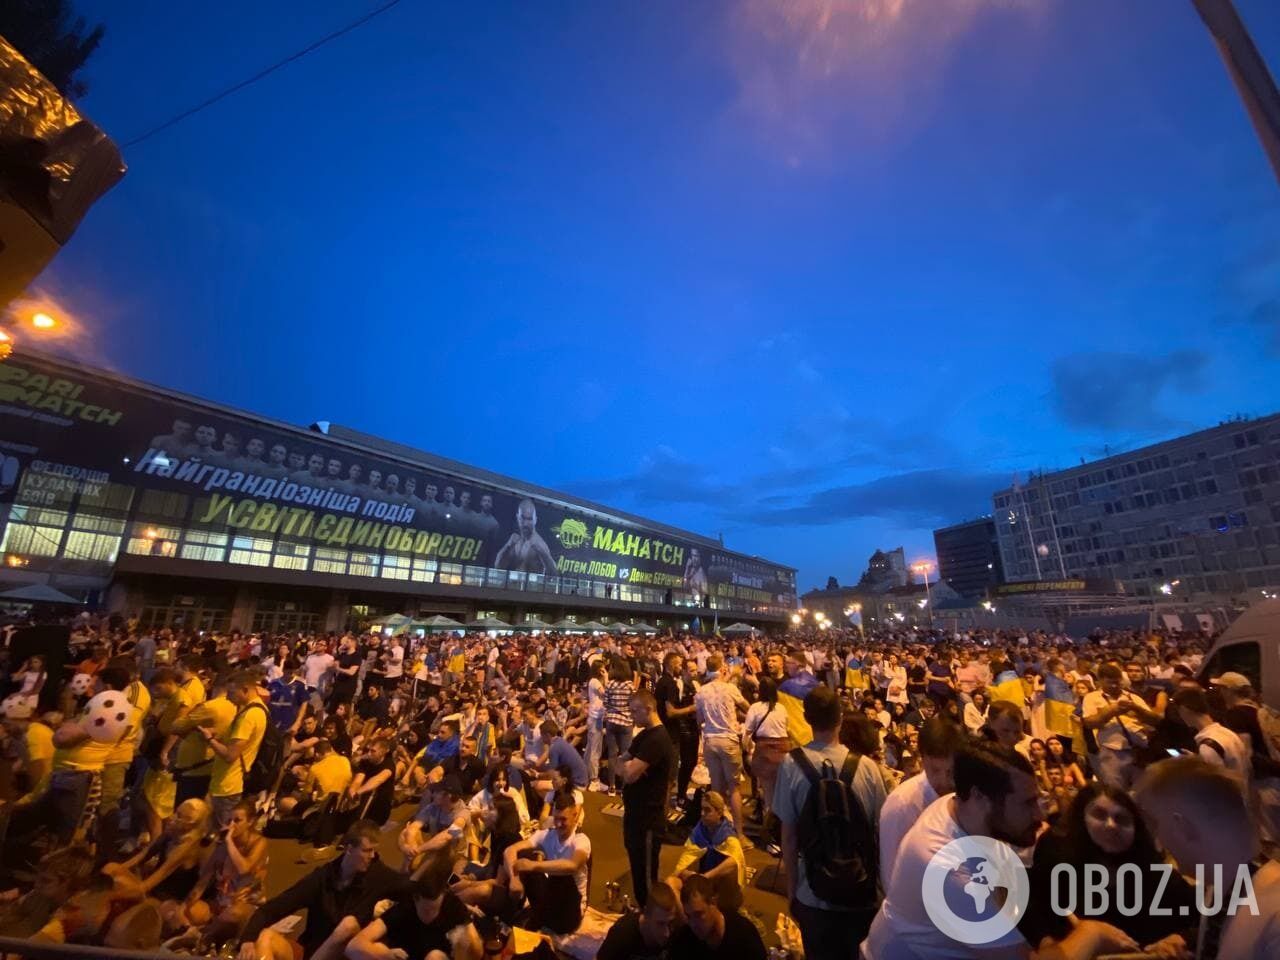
[1209,671,1253,691]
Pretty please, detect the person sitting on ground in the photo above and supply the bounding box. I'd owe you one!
[668,874,766,960]
[502,790,591,935]
[236,821,411,960]
[399,775,470,876]
[345,736,398,828]
[180,799,269,946]
[276,739,353,818]
[346,854,479,960]
[598,881,680,960]
[0,845,94,938]
[101,798,211,903]
[667,790,746,912]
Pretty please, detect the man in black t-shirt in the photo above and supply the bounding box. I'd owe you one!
[616,688,675,908]
[669,875,766,960]
[598,880,679,960]
[346,858,476,960]
[329,637,363,709]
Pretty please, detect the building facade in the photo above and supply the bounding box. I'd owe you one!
[0,351,796,631]
[991,415,1280,599]
[933,517,1003,599]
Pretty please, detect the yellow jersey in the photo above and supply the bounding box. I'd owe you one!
[52,718,112,773]
[310,752,353,797]
[107,680,152,765]
[174,695,235,775]
[26,721,54,765]
[210,701,267,797]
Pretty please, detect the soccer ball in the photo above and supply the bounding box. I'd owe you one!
[69,672,96,697]
[84,691,133,743]
[1,694,34,720]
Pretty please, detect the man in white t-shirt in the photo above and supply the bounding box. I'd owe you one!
[865,740,1136,960]
[383,638,405,685]
[1174,686,1250,781]
[302,644,336,705]
[878,719,964,888]
[1082,663,1161,790]
[503,792,591,934]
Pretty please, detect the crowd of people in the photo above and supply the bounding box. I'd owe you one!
[0,614,1277,960]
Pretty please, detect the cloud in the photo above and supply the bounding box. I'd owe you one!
[741,468,1006,528]
[722,0,1046,167]
[1049,350,1208,432]
[564,447,739,508]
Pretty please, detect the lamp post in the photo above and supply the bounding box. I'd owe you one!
[911,561,934,628]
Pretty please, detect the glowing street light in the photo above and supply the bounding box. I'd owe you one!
[791,613,802,625]
[30,312,56,330]
[981,600,995,612]
[911,560,934,627]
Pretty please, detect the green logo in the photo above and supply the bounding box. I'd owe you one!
[554,518,590,549]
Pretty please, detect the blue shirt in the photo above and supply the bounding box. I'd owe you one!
[548,737,589,787]
[267,677,308,730]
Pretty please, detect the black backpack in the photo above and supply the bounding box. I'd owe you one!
[791,747,879,908]
[240,702,286,795]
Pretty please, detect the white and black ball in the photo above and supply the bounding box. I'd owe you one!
[68,672,95,697]
[84,690,133,743]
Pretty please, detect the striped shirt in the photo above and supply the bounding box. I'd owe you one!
[605,680,633,727]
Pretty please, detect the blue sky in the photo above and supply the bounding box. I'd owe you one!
[27,0,1280,591]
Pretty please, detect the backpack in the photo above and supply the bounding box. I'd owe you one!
[791,747,879,909]
[239,702,286,795]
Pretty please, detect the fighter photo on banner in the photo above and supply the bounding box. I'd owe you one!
[0,353,796,606]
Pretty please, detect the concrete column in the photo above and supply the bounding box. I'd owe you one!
[325,590,350,633]
[229,583,257,632]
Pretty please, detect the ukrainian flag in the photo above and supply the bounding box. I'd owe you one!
[1043,674,1076,739]
[989,668,1025,707]
[778,673,820,747]
[844,656,867,692]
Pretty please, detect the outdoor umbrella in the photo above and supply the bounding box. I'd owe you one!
[550,618,584,631]
[721,622,761,636]
[629,622,658,634]
[577,620,610,633]
[606,621,629,634]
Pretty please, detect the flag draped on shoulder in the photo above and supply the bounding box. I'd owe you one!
[778,672,820,747]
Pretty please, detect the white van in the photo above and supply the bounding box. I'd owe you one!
[1199,599,1280,708]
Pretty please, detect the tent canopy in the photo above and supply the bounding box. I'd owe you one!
[0,583,81,604]
[629,622,658,634]
[550,618,585,631]
[514,617,554,631]
[467,616,512,630]
[721,622,761,635]
[578,620,610,632]
[420,614,464,629]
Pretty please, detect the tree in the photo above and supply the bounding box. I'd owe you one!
[1,0,104,99]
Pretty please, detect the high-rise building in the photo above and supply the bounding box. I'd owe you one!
[933,518,1002,599]
[991,414,1280,599]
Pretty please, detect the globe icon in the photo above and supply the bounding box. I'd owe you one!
[941,856,1007,923]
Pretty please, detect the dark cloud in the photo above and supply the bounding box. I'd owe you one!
[563,447,739,508]
[740,468,1006,528]
[1049,350,1208,432]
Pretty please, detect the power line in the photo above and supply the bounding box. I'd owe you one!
[122,0,406,149]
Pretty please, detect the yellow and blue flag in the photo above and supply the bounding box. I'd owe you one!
[778,672,820,747]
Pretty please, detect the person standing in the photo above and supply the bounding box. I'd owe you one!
[603,660,635,793]
[202,671,269,828]
[774,684,886,960]
[585,661,607,791]
[1082,663,1160,790]
[655,651,698,806]
[877,718,962,888]
[616,688,675,909]
[694,655,750,846]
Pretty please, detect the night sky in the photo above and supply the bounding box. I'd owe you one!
[24,0,1280,591]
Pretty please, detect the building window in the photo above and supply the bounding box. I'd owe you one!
[348,551,380,578]
[381,553,411,581]
[411,558,437,583]
[272,541,311,571]
[229,534,272,567]
[313,548,348,575]
[180,529,227,563]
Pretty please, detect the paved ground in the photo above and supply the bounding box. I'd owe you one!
[263,790,790,944]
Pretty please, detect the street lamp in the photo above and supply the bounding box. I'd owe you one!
[30,312,56,330]
[911,561,934,627]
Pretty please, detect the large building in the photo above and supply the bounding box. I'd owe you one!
[933,517,1002,599]
[991,414,1280,599]
[0,351,796,632]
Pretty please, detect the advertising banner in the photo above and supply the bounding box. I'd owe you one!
[0,354,795,607]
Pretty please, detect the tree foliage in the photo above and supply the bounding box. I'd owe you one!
[1,0,104,99]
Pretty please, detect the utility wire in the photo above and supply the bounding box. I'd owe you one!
[122,0,405,148]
